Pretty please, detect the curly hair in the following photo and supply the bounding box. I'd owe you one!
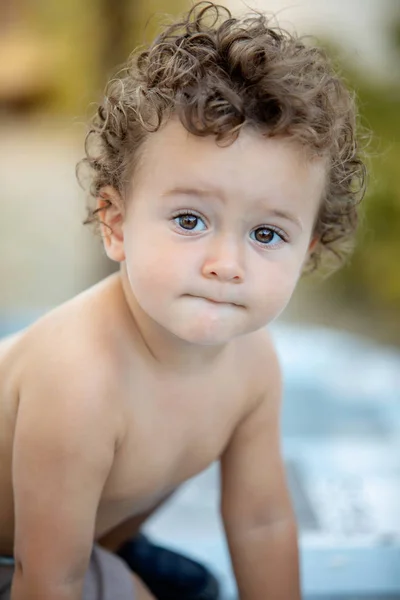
[78,1,368,272]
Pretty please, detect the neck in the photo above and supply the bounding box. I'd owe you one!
[116,264,231,373]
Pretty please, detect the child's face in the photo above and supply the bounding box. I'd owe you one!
[118,118,326,346]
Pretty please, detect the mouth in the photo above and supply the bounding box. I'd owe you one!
[188,295,243,307]
[205,298,232,305]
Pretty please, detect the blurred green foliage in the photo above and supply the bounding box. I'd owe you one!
[320,50,400,317]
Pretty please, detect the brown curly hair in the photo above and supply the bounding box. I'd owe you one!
[78,0,368,272]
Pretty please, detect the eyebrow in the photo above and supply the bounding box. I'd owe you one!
[161,186,303,230]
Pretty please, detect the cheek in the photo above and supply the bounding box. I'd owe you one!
[124,229,187,295]
[253,259,302,315]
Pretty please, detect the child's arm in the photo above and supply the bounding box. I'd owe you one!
[11,367,118,600]
[220,335,301,600]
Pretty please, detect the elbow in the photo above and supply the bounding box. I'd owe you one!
[222,491,297,528]
[223,507,298,541]
[256,514,299,537]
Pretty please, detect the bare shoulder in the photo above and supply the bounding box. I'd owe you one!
[9,276,127,445]
[238,327,281,398]
[246,326,280,371]
[0,331,24,360]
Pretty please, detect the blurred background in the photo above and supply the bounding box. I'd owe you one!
[1,1,400,599]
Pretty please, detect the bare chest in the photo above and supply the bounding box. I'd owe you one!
[97,367,249,531]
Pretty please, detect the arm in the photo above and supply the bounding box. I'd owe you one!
[11,369,118,600]
[220,334,301,600]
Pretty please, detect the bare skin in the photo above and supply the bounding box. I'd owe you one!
[0,274,268,598]
[0,121,327,599]
[132,574,156,600]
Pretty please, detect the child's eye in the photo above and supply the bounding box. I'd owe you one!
[172,211,207,233]
[171,213,286,246]
[250,226,286,247]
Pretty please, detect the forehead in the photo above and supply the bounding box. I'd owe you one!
[134,117,327,212]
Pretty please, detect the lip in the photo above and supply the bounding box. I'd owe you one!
[188,295,242,307]
[205,298,231,304]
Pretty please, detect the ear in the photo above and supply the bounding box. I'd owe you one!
[97,186,126,262]
[302,234,319,270]
[307,235,319,256]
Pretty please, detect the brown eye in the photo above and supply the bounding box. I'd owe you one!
[250,227,285,246]
[254,228,274,243]
[179,214,198,230]
[173,212,206,232]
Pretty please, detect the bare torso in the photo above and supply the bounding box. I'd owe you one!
[0,274,261,555]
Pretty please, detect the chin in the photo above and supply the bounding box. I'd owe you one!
[167,317,250,346]
[176,330,239,346]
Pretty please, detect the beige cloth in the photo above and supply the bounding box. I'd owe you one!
[0,544,135,599]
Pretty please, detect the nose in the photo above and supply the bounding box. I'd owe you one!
[201,234,244,282]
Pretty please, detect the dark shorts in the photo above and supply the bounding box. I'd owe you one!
[0,545,135,599]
